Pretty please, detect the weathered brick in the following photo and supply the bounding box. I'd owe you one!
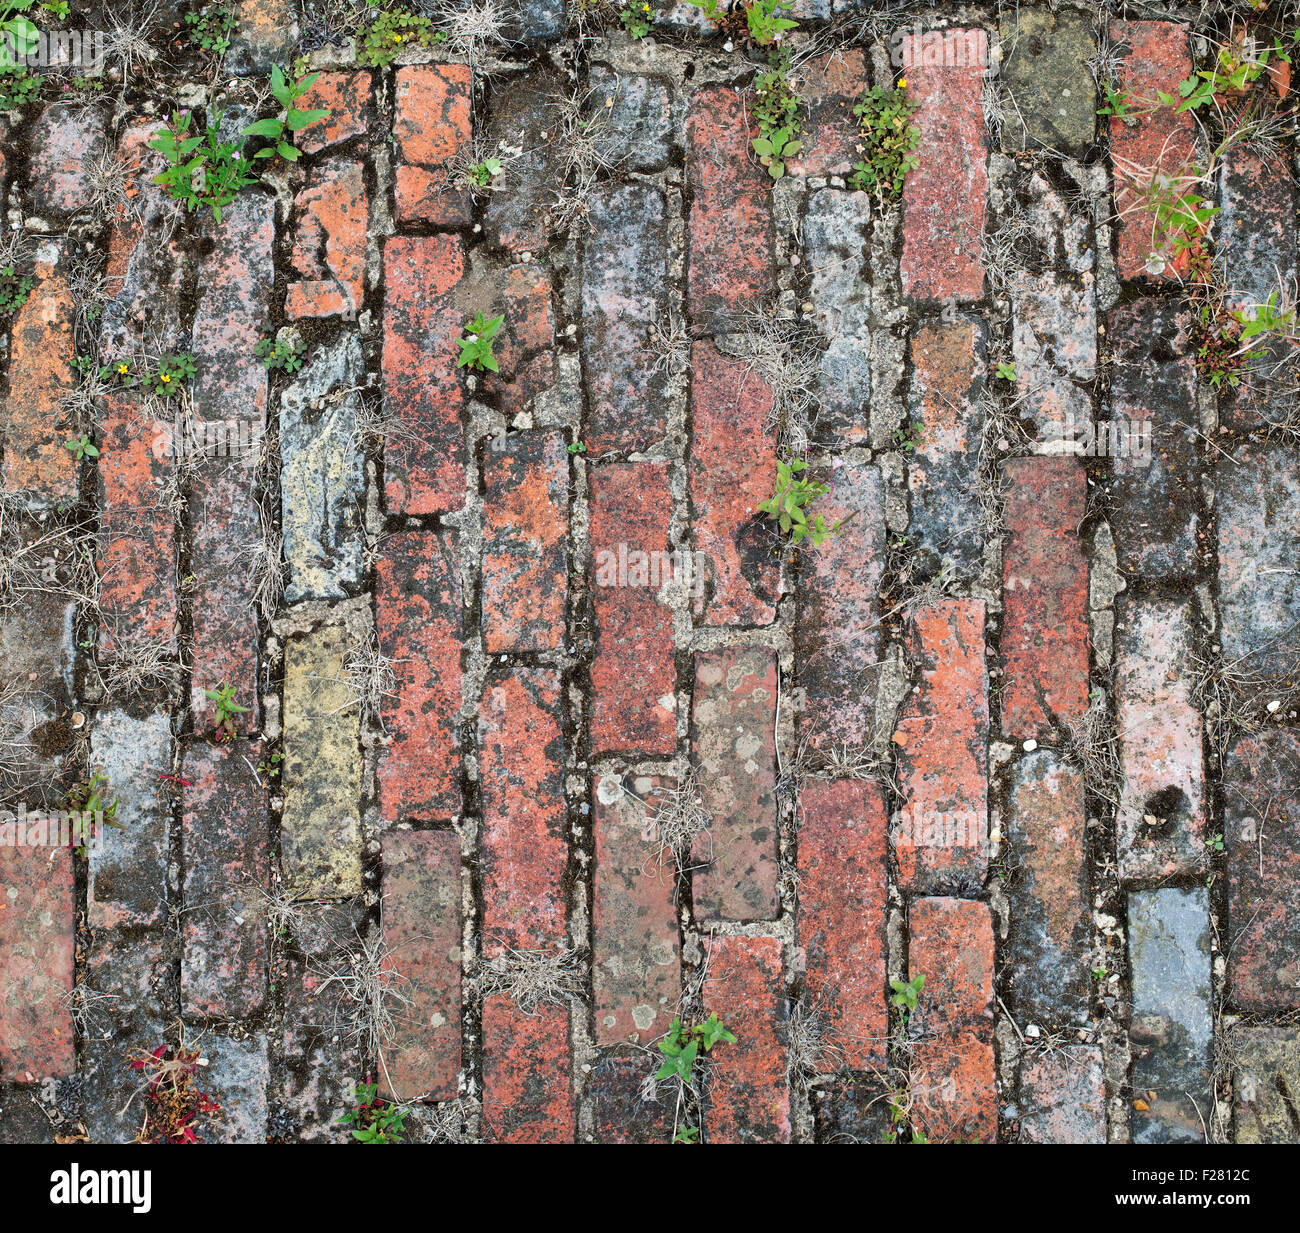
[0,846,74,1079]
[691,649,779,922]
[188,459,261,733]
[286,160,368,319]
[1010,174,1097,440]
[1003,752,1090,1025]
[181,738,269,1019]
[482,67,565,256]
[281,623,363,898]
[481,429,568,652]
[481,996,573,1143]
[589,1054,671,1143]
[686,86,774,328]
[377,529,462,825]
[1115,599,1206,881]
[593,773,680,1046]
[480,263,556,416]
[297,70,373,155]
[1000,456,1089,738]
[1,243,77,506]
[704,936,790,1144]
[89,709,171,929]
[393,65,473,226]
[380,829,461,1102]
[1225,731,1300,1012]
[1216,443,1300,685]
[899,32,988,302]
[689,342,779,626]
[581,181,670,454]
[906,316,987,584]
[999,9,1096,153]
[784,49,866,177]
[803,188,872,441]
[227,0,298,76]
[587,67,673,173]
[1129,887,1212,1144]
[204,1034,269,1144]
[1109,21,1196,281]
[908,896,996,1143]
[1219,148,1299,431]
[794,462,885,751]
[191,194,273,425]
[1234,1027,1300,1144]
[588,462,677,755]
[382,234,466,514]
[26,102,107,216]
[893,600,989,894]
[796,778,887,1068]
[479,668,567,953]
[97,391,177,656]
[280,335,366,603]
[1018,1047,1105,1143]
[1107,298,1200,583]
[812,1078,890,1144]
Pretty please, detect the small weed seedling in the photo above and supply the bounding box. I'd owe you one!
[656,1013,737,1143]
[66,769,123,856]
[339,1082,407,1143]
[850,84,920,205]
[620,3,653,38]
[457,311,505,373]
[892,420,924,452]
[151,351,197,396]
[255,334,305,373]
[184,3,235,55]
[128,1042,220,1145]
[468,157,502,187]
[205,682,249,742]
[240,65,330,163]
[567,440,587,454]
[744,0,798,46]
[752,51,802,179]
[99,358,136,388]
[758,458,842,548]
[64,435,99,461]
[890,973,924,1017]
[995,360,1017,382]
[150,109,258,222]
[358,8,436,66]
[0,264,32,316]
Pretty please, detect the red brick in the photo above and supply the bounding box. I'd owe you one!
[690,649,779,921]
[480,668,567,953]
[188,460,261,734]
[1000,456,1089,738]
[588,462,677,756]
[908,896,996,1143]
[796,778,888,1068]
[382,235,467,514]
[481,429,568,653]
[1225,731,1300,1012]
[480,264,556,416]
[784,49,867,177]
[1109,21,1196,281]
[0,846,74,1078]
[180,738,270,1019]
[794,462,886,751]
[689,342,779,626]
[594,773,681,1046]
[376,529,462,824]
[27,102,107,216]
[191,195,273,426]
[1114,598,1205,880]
[899,34,988,302]
[481,995,573,1143]
[2,245,77,505]
[686,87,774,328]
[892,600,989,893]
[286,160,368,319]
[297,70,374,155]
[97,390,176,656]
[380,829,462,1101]
[394,65,473,227]
[703,935,790,1144]
[589,1055,671,1143]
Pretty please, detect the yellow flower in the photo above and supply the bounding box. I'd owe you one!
[898,78,908,88]
[117,363,128,374]
[641,3,650,10]
[160,373,171,383]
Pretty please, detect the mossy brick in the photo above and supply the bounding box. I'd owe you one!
[999,9,1096,154]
